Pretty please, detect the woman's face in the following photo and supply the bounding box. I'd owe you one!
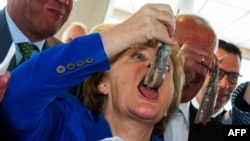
[99,45,174,123]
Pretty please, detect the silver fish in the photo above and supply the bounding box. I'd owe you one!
[194,64,219,125]
[144,42,172,89]
[194,55,226,125]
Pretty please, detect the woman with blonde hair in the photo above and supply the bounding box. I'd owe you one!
[0,4,183,141]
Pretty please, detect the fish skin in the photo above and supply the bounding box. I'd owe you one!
[144,42,172,89]
[194,55,226,126]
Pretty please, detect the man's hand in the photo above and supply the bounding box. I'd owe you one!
[179,42,216,102]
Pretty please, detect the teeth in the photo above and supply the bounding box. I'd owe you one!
[157,42,163,47]
[162,73,166,79]
[166,65,169,71]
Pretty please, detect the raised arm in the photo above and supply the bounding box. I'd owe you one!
[1,3,177,134]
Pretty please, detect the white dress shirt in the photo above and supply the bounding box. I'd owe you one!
[164,102,190,141]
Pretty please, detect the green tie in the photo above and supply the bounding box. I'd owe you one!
[18,42,37,65]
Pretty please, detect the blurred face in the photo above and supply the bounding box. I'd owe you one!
[215,48,241,111]
[7,0,73,41]
[62,26,87,43]
[174,18,216,102]
[99,46,174,124]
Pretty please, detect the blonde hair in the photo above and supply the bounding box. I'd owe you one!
[83,23,185,136]
[89,23,117,33]
[83,42,184,136]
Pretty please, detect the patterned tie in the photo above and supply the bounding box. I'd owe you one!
[17,42,38,65]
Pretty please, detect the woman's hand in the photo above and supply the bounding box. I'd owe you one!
[100,3,177,58]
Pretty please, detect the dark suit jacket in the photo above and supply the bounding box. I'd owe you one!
[188,103,224,141]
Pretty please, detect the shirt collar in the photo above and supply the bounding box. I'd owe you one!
[179,102,190,126]
[191,97,225,118]
[191,98,199,109]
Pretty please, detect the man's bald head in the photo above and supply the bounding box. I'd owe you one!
[174,14,217,102]
[174,14,217,50]
[62,22,88,43]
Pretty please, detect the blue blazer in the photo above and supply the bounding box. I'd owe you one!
[0,33,163,141]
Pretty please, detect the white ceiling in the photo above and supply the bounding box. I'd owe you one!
[113,0,250,51]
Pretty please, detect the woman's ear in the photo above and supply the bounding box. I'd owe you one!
[98,77,108,95]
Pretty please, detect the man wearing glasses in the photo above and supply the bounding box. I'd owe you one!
[192,39,242,125]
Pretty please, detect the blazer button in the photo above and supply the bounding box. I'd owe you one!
[67,63,75,70]
[76,60,85,67]
[56,66,66,74]
[85,58,94,64]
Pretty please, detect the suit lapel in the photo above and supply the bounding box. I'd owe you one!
[0,8,17,71]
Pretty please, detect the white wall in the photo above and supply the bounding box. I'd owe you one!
[55,0,114,40]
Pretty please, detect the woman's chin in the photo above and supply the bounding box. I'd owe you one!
[132,105,160,120]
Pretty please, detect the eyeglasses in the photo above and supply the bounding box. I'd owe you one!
[218,68,242,84]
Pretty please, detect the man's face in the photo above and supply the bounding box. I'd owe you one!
[174,17,217,102]
[215,48,241,110]
[8,0,73,41]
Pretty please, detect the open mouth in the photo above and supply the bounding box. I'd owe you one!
[47,5,66,20]
[217,88,228,97]
[48,8,63,18]
[138,78,159,100]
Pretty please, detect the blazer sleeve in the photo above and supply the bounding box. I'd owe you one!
[1,33,110,128]
[231,81,250,125]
